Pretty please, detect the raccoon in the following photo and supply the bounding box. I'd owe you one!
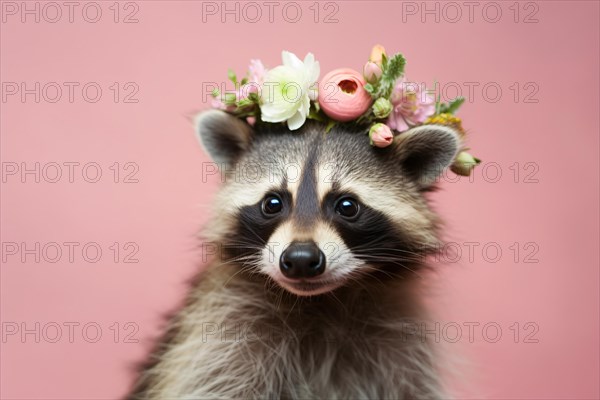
[129,109,462,399]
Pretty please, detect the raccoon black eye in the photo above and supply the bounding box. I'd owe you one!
[335,197,360,219]
[261,195,283,215]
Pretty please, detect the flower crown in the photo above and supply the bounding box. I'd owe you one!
[211,45,480,176]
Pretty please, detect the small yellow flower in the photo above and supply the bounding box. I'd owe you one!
[424,113,466,137]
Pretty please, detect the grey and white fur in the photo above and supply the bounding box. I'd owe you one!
[129,109,462,399]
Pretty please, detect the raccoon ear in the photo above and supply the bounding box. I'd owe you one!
[393,124,461,188]
[194,110,253,167]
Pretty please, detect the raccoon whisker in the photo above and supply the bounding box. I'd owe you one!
[223,244,271,256]
[220,268,247,288]
[206,257,249,271]
[351,244,427,257]
[222,239,266,247]
[331,246,426,260]
[283,294,301,322]
[207,254,262,280]
[219,254,262,268]
[362,258,423,276]
[388,263,423,279]
[219,261,262,288]
[353,254,421,263]
[239,224,269,247]
[336,253,424,266]
[342,271,385,302]
[328,249,356,261]
[268,279,287,312]
[347,264,397,283]
[261,275,279,295]
[325,290,348,313]
[265,246,276,258]
[354,253,425,263]
[328,251,423,271]
[222,241,265,249]
[355,249,426,260]
[343,257,424,279]
[224,253,267,263]
[351,263,397,277]
[328,254,345,264]
[343,237,396,250]
[225,239,277,258]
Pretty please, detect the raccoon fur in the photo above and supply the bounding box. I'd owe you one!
[129,109,462,399]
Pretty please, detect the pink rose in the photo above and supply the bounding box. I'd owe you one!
[387,79,435,132]
[369,123,394,148]
[318,68,373,122]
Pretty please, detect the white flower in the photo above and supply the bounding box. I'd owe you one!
[260,51,320,130]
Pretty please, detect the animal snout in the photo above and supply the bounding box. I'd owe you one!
[279,241,326,279]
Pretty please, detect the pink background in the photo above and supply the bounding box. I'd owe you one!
[1,1,598,399]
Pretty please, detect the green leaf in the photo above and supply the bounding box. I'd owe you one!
[355,107,375,125]
[247,92,260,103]
[227,69,237,85]
[307,105,327,123]
[385,54,406,81]
[325,120,337,133]
[364,83,375,94]
[223,92,237,106]
[377,53,406,98]
[439,97,465,115]
[211,88,220,98]
[234,109,255,118]
[237,98,254,109]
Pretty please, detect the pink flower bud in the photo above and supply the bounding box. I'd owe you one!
[211,97,235,112]
[363,61,383,84]
[369,123,394,148]
[370,44,386,65]
[318,68,373,122]
[243,82,260,95]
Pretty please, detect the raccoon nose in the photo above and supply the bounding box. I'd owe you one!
[280,241,326,279]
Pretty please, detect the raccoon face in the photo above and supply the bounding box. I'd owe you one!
[196,110,460,296]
